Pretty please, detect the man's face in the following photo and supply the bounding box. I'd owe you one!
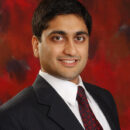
[32,14,89,84]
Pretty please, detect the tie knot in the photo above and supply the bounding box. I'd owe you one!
[77,86,86,101]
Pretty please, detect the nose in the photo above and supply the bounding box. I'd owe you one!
[63,40,77,56]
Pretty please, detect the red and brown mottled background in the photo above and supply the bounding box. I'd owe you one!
[0,0,130,129]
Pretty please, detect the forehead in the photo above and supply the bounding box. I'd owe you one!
[44,14,88,34]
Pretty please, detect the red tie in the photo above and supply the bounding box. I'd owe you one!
[77,86,103,130]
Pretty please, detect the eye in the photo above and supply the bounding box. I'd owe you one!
[52,35,63,41]
[74,36,85,42]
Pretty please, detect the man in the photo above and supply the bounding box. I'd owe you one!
[0,0,120,129]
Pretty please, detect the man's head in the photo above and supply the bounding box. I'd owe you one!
[32,0,92,41]
[32,0,92,84]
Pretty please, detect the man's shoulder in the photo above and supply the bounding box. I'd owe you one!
[0,86,35,114]
[83,81,111,94]
[83,81,115,104]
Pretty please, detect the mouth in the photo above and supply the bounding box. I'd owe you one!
[58,58,79,67]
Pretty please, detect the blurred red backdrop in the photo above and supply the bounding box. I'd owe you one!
[0,0,130,129]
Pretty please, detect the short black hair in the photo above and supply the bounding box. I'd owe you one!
[32,0,92,40]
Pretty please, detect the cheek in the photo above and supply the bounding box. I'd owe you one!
[79,45,89,58]
[38,44,49,62]
[41,45,62,62]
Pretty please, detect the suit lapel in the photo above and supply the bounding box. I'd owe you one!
[84,82,117,130]
[33,75,84,130]
[47,93,84,130]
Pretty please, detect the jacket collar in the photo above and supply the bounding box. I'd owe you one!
[33,75,84,130]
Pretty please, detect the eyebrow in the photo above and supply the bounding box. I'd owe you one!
[48,30,89,36]
[76,31,89,36]
[49,31,66,36]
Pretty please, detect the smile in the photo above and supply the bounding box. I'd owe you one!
[62,60,76,63]
[58,59,79,67]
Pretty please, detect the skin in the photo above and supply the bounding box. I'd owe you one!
[32,14,89,84]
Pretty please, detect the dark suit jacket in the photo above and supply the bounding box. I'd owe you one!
[0,75,120,130]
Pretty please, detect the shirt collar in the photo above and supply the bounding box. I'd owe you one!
[39,70,85,106]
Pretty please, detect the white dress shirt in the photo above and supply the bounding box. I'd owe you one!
[39,70,111,130]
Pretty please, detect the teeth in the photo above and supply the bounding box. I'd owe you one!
[62,60,75,63]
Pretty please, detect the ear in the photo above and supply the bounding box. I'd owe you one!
[32,35,40,58]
